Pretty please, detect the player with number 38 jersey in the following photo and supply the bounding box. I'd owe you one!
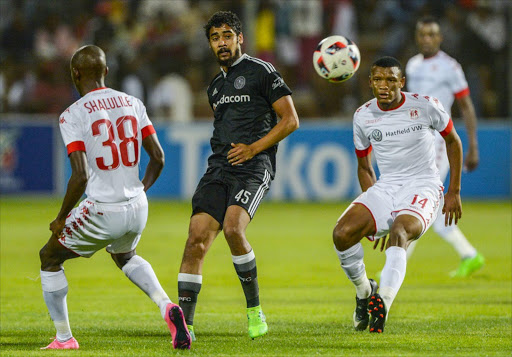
[39,45,191,351]
[59,87,155,202]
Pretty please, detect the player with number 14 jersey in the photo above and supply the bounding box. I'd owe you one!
[353,91,453,185]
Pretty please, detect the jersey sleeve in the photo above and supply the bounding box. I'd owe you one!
[428,97,453,136]
[353,114,372,157]
[59,108,85,155]
[449,61,470,99]
[260,70,292,105]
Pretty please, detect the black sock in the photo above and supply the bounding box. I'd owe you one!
[177,277,202,326]
[233,256,260,308]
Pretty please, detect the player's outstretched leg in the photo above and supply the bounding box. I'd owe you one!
[165,303,192,349]
[114,253,191,348]
[368,293,387,333]
[39,237,80,350]
[247,305,268,339]
[353,278,378,331]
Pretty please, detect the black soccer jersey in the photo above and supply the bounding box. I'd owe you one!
[206,54,292,178]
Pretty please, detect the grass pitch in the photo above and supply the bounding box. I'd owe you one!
[1,198,511,356]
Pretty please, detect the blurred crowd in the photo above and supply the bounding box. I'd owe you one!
[0,0,509,121]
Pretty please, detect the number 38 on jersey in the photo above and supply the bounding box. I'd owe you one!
[92,115,139,171]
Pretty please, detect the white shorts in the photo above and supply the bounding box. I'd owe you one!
[352,179,444,241]
[57,192,148,257]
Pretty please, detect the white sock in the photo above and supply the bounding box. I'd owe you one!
[380,246,407,310]
[335,243,371,299]
[40,270,72,342]
[406,240,418,260]
[122,255,172,319]
[433,216,477,259]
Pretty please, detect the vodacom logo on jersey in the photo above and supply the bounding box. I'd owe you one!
[213,94,251,110]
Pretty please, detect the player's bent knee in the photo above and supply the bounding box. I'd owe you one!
[39,245,48,264]
[223,225,244,241]
[39,245,64,270]
[333,224,360,250]
[184,236,209,258]
[111,251,135,269]
[389,226,418,248]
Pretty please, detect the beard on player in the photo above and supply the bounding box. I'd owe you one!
[216,47,241,67]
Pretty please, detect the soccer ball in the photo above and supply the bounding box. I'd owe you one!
[313,35,361,83]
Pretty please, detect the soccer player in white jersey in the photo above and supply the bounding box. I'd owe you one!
[38,45,191,350]
[332,56,463,333]
[405,16,484,277]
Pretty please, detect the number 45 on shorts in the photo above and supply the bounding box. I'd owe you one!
[235,190,252,204]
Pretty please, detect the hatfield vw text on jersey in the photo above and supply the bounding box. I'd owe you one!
[212,94,251,110]
[385,125,423,137]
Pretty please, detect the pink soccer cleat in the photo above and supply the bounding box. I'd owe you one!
[41,336,79,350]
[164,303,191,349]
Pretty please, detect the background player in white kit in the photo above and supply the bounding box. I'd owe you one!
[332,57,463,333]
[38,45,191,350]
[405,16,484,278]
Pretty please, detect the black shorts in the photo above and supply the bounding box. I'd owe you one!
[192,166,272,225]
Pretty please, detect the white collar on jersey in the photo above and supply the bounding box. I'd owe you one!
[221,53,247,77]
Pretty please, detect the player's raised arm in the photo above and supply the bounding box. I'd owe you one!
[442,128,463,226]
[141,132,165,192]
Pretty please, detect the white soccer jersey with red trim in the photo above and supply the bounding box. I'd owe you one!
[353,92,452,184]
[405,51,469,115]
[58,87,155,202]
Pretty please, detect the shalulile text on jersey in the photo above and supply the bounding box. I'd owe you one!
[84,96,133,114]
[212,94,251,110]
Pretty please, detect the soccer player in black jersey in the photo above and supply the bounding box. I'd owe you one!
[177,11,299,340]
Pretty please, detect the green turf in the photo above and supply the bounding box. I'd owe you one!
[1,198,511,356]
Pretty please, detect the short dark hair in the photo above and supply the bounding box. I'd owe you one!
[204,11,242,40]
[371,56,403,76]
[417,16,440,27]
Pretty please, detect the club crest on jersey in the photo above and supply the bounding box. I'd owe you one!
[371,129,383,142]
[409,108,419,120]
[234,76,246,89]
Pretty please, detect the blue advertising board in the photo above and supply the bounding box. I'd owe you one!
[4,119,510,199]
[0,121,57,194]
[140,121,511,200]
